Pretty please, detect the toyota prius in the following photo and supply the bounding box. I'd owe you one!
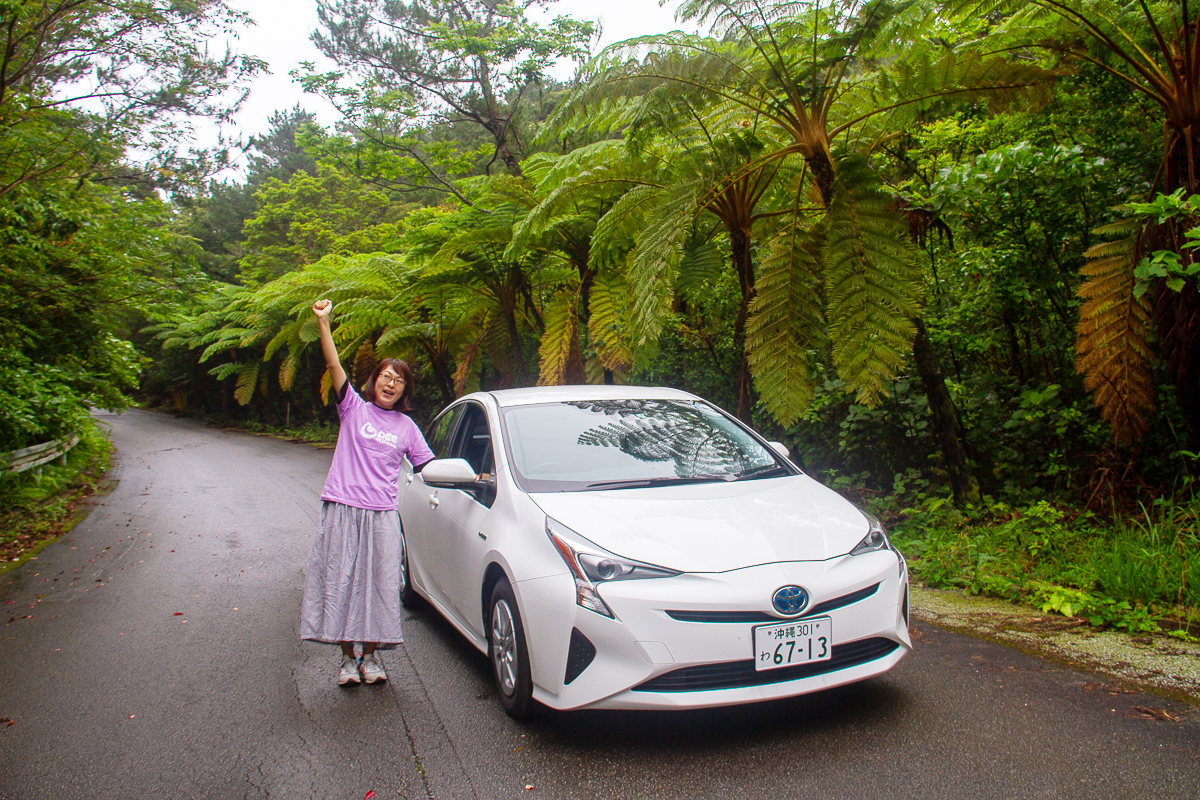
[398,385,911,717]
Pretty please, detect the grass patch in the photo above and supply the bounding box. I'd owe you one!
[886,496,1200,639]
[240,418,339,447]
[0,420,112,574]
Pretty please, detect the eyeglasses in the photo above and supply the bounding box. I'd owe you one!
[378,373,405,386]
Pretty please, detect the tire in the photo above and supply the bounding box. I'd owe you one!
[488,578,533,718]
[398,519,420,609]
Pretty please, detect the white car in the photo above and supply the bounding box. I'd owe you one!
[398,385,911,717]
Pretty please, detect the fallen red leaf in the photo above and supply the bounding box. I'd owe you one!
[364,792,376,799]
[172,612,183,616]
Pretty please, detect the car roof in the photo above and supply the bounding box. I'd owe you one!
[479,385,700,408]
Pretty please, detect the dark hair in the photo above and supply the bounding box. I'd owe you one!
[361,358,415,413]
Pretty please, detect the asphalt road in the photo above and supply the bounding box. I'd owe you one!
[1,408,1198,800]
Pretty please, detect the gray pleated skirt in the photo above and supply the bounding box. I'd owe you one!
[300,501,403,647]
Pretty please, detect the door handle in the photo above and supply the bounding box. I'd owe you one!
[429,492,439,509]
[405,474,414,485]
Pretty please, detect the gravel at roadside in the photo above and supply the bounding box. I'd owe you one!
[911,586,1200,704]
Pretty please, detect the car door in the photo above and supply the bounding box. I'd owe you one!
[401,403,463,608]
[427,401,498,636]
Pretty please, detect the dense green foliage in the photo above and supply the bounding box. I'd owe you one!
[0,0,258,509]
[6,0,1200,625]
[0,418,112,568]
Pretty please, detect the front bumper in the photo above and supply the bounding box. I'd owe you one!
[515,548,910,711]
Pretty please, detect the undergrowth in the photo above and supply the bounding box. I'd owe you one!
[0,419,112,568]
[885,495,1200,639]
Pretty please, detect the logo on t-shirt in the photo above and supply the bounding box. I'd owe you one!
[360,421,399,448]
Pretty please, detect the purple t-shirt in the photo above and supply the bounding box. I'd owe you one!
[320,385,435,511]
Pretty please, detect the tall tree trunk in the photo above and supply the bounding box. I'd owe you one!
[1159,126,1200,451]
[1156,284,1200,452]
[730,227,755,423]
[912,317,980,505]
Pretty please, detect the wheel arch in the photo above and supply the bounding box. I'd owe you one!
[481,561,510,633]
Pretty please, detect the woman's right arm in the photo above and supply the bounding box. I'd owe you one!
[313,299,348,395]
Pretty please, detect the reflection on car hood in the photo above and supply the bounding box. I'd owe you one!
[529,475,869,572]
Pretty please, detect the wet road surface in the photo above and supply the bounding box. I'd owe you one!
[1,409,1197,799]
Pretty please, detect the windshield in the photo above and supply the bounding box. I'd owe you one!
[499,399,794,492]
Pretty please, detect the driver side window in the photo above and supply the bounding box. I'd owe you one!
[449,403,496,507]
[426,406,463,460]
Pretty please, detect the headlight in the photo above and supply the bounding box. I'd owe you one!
[849,512,891,556]
[545,516,680,618]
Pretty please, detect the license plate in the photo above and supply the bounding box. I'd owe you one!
[753,617,832,671]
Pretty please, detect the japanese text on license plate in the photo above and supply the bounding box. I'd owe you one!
[753,617,832,671]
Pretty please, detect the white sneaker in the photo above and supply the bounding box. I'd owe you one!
[338,657,362,685]
[360,654,387,684]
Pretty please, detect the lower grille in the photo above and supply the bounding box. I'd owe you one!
[564,627,596,685]
[631,637,900,693]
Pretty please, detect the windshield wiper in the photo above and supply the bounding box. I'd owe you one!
[584,474,737,490]
[731,464,792,480]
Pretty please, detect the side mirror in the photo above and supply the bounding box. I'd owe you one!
[420,458,479,486]
[767,441,790,458]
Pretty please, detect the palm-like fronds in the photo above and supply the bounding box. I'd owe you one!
[825,156,924,406]
[537,287,582,386]
[627,181,699,344]
[1075,219,1155,444]
[586,271,636,374]
[746,216,827,425]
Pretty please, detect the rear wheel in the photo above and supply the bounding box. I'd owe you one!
[398,521,419,608]
[489,578,533,718]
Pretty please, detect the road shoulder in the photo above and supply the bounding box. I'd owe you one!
[912,587,1200,705]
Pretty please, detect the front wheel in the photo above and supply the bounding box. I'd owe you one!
[398,519,419,609]
[489,578,533,718]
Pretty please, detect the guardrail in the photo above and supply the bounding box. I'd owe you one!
[0,435,80,481]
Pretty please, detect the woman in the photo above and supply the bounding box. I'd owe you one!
[300,298,434,686]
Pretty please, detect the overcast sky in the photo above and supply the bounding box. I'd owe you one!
[212,0,701,173]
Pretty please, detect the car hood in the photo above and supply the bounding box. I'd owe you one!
[529,475,870,572]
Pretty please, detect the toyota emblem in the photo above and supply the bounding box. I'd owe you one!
[772,585,809,616]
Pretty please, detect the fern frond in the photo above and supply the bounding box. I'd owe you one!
[234,362,260,406]
[278,350,301,392]
[319,369,333,407]
[208,362,243,381]
[1075,226,1155,444]
[353,339,377,385]
[824,156,923,406]
[587,271,636,373]
[590,184,666,271]
[537,289,581,386]
[675,240,726,297]
[627,182,698,344]
[747,217,827,426]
